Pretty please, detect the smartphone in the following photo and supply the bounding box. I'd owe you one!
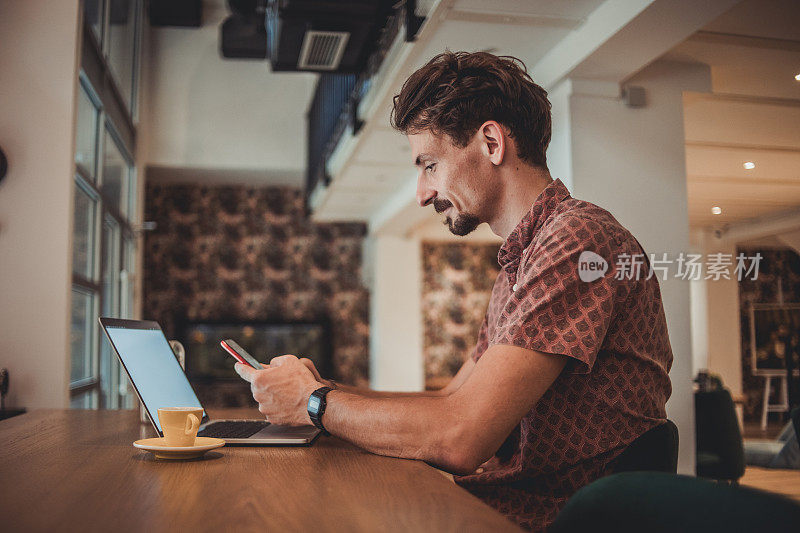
[220,339,264,369]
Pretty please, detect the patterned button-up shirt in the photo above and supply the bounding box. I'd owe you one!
[455,179,673,531]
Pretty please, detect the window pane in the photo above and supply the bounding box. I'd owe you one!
[119,236,136,408]
[84,0,104,46]
[72,182,97,279]
[75,84,99,178]
[103,217,121,316]
[122,236,136,318]
[100,218,121,408]
[128,167,138,221]
[70,287,97,383]
[102,129,129,216]
[108,0,138,110]
[70,390,98,409]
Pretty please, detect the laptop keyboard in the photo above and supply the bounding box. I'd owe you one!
[198,420,270,439]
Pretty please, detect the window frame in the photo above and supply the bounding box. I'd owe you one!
[70,0,142,408]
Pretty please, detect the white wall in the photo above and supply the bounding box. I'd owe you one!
[546,79,574,189]
[367,235,425,391]
[0,0,81,409]
[690,230,743,394]
[548,60,713,474]
[143,4,317,182]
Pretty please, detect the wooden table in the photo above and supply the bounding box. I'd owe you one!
[0,409,521,532]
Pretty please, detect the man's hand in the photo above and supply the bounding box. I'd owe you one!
[234,355,320,426]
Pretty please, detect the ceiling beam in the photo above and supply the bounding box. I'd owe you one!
[684,91,800,108]
[685,141,800,154]
[445,9,582,29]
[692,30,800,51]
[716,206,800,244]
[533,0,740,89]
[688,175,800,186]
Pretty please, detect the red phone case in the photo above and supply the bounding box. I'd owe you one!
[220,340,252,367]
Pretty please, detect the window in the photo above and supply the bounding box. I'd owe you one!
[102,127,132,217]
[84,0,104,47]
[70,286,97,384]
[75,83,100,179]
[107,0,140,114]
[72,179,98,279]
[71,0,141,409]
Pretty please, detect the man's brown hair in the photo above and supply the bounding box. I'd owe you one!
[391,50,552,168]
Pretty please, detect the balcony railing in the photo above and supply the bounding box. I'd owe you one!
[305,0,423,210]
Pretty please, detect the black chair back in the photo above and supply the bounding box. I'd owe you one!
[695,388,745,481]
[612,419,679,474]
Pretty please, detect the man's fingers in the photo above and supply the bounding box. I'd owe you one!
[300,358,321,380]
[234,362,258,383]
[270,354,298,367]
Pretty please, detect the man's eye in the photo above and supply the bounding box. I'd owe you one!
[425,163,435,172]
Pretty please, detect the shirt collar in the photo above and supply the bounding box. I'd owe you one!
[497,178,572,286]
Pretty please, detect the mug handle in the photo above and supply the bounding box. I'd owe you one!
[184,413,200,436]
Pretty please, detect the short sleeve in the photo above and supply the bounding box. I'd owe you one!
[470,315,490,362]
[490,215,631,374]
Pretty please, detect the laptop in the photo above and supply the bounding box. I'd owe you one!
[99,317,320,445]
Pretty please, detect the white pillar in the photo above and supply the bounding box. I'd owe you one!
[0,0,81,409]
[365,234,425,391]
[691,230,743,395]
[548,60,712,474]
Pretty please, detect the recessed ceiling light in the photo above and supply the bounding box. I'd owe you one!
[711,206,722,215]
[795,73,800,81]
[743,161,755,170]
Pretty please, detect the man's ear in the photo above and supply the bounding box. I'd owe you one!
[479,121,506,166]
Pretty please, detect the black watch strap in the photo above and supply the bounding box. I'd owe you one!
[307,386,333,435]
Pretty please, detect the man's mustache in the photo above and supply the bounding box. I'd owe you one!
[433,198,453,213]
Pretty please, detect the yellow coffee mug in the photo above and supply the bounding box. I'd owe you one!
[157,407,203,447]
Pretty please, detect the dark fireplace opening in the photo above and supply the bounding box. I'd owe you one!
[179,320,331,408]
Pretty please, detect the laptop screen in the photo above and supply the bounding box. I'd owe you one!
[103,322,205,433]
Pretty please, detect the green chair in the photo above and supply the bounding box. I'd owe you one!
[550,472,800,533]
[695,388,745,482]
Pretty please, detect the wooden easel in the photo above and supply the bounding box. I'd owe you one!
[761,374,788,430]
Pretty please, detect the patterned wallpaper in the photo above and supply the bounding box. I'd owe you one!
[738,246,800,421]
[421,242,501,389]
[143,183,370,391]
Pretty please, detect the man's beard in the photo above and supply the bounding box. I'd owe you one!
[433,198,481,236]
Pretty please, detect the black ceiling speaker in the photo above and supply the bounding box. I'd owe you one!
[0,146,7,184]
[221,15,268,59]
[265,0,395,73]
[220,0,269,58]
[149,0,202,27]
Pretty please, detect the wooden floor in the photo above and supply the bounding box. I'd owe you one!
[740,466,800,503]
[742,420,786,440]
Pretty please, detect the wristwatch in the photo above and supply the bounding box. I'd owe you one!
[307,386,333,435]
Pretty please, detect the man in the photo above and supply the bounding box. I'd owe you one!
[235,51,673,531]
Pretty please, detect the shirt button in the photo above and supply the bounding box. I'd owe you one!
[475,468,484,474]
[512,283,518,292]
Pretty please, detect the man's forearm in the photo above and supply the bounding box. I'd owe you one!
[321,390,469,473]
[322,380,446,398]
[320,357,474,399]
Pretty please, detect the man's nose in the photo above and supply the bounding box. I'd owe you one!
[416,175,436,207]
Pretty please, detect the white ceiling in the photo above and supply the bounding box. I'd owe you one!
[309,0,800,239]
[313,0,608,225]
[144,0,317,185]
[664,0,800,229]
[701,0,800,41]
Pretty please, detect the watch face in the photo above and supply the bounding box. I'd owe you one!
[308,396,321,412]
